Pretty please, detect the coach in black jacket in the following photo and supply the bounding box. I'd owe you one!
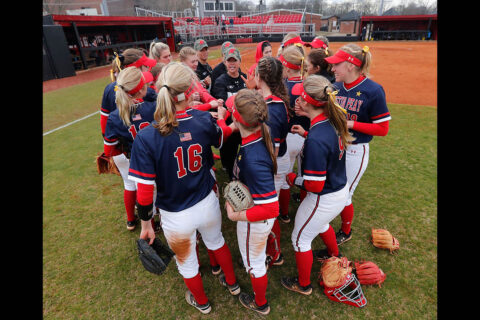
[194,39,213,91]
[211,47,246,180]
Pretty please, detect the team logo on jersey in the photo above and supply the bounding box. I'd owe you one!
[179,132,192,142]
[356,91,362,97]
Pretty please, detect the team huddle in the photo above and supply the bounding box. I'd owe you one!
[98,32,391,315]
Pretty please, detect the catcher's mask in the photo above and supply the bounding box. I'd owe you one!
[320,273,367,308]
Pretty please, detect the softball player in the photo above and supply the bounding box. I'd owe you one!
[179,46,224,112]
[103,67,156,231]
[179,45,230,275]
[224,89,279,316]
[148,40,172,64]
[307,36,330,51]
[242,41,272,89]
[305,48,336,83]
[319,44,391,247]
[100,48,157,136]
[281,75,354,295]
[276,33,305,57]
[277,45,309,223]
[254,56,291,268]
[128,62,238,315]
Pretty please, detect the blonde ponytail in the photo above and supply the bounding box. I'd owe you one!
[115,67,144,127]
[153,62,196,136]
[302,75,355,148]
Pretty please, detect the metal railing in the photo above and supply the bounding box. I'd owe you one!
[135,7,188,18]
[175,23,315,43]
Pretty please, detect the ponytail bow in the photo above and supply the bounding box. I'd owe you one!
[327,90,347,115]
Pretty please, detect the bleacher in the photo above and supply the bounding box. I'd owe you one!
[173,13,312,43]
[173,14,302,27]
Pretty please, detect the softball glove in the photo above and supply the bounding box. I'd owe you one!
[223,180,254,212]
[371,228,400,253]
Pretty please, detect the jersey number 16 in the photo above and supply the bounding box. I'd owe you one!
[174,144,203,178]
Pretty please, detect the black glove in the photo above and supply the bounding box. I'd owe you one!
[137,238,175,275]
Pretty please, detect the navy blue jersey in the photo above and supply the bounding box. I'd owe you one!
[128,109,224,212]
[104,100,156,155]
[265,95,289,158]
[232,131,278,205]
[285,77,310,131]
[300,113,347,195]
[100,82,117,117]
[333,77,391,144]
[144,86,158,102]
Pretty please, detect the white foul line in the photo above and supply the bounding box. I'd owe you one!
[43,111,99,136]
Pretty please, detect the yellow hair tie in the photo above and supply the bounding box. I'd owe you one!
[327,90,347,115]
[300,56,304,80]
[325,47,329,55]
[114,85,119,92]
[110,52,123,83]
[110,69,115,83]
[363,46,369,53]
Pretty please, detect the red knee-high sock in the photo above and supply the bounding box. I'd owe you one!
[266,219,281,263]
[124,190,137,222]
[320,225,339,256]
[300,189,307,201]
[183,273,208,305]
[340,203,354,234]
[250,274,268,307]
[207,249,219,267]
[212,243,236,285]
[279,188,290,216]
[295,250,313,287]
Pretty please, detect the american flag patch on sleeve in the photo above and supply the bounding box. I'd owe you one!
[179,132,192,142]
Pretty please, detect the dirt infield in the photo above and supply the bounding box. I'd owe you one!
[43,41,436,107]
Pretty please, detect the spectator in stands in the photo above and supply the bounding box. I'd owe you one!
[194,39,213,91]
[361,26,367,41]
[211,47,247,180]
[149,41,172,64]
[221,20,227,35]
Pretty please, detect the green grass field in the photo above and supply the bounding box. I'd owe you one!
[43,76,437,319]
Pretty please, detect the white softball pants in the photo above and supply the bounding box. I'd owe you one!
[291,184,349,252]
[274,153,291,194]
[159,190,225,278]
[237,218,276,278]
[345,143,369,206]
[113,153,137,191]
[280,132,305,190]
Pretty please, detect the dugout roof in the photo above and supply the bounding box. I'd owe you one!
[361,14,437,22]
